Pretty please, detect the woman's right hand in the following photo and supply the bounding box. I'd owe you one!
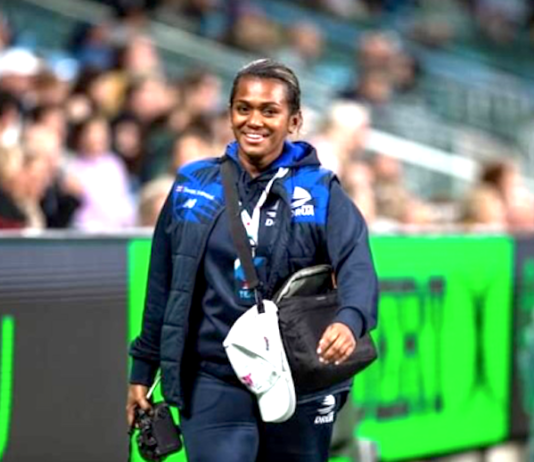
[126,384,152,428]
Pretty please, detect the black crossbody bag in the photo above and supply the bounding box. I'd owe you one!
[221,159,377,394]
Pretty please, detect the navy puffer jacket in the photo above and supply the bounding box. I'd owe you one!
[129,141,378,409]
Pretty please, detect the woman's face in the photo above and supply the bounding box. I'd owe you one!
[230,76,300,167]
[79,120,109,156]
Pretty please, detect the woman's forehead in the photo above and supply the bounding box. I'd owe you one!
[233,76,288,104]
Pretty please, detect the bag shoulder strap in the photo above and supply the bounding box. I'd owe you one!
[220,158,263,307]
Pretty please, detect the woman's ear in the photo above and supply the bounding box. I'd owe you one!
[288,111,303,134]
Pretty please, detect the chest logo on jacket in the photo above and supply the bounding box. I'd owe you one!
[175,185,215,201]
[172,177,223,223]
[291,187,314,218]
[265,202,279,227]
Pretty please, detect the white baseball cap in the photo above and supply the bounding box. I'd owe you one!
[0,48,41,77]
[223,299,296,423]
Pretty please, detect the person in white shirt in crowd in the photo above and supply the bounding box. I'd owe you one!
[67,115,135,230]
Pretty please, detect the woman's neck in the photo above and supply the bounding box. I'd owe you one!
[238,151,281,178]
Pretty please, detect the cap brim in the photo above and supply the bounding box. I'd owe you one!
[257,370,296,423]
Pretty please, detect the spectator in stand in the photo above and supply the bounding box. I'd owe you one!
[140,78,180,179]
[171,123,215,171]
[121,75,175,129]
[276,21,325,74]
[389,51,422,96]
[85,70,128,119]
[64,69,100,125]
[32,71,72,108]
[371,153,433,227]
[223,4,282,54]
[339,69,394,108]
[399,198,435,228]
[276,20,349,85]
[457,184,507,231]
[116,34,163,79]
[0,90,21,148]
[308,101,370,175]
[22,123,82,228]
[64,91,96,126]
[166,0,222,37]
[475,0,527,45]
[479,159,534,231]
[137,174,173,227]
[28,104,69,142]
[112,114,146,179]
[338,31,400,113]
[356,31,399,72]
[408,0,468,48]
[117,75,177,182]
[17,150,48,229]
[211,109,234,154]
[340,159,377,225]
[99,0,154,48]
[68,22,116,71]
[70,34,165,121]
[0,48,42,105]
[371,153,409,216]
[181,69,223,120]
[0,144,26,229]
[67,116,135,230]
[137,71,220,183]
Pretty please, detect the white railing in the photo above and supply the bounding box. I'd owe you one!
[367,130,477,181]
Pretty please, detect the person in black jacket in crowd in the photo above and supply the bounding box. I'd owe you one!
[126,58,378,462]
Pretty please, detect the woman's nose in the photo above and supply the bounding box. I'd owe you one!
[247,110,262,127]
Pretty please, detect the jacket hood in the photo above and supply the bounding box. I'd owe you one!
[225,140,321,171]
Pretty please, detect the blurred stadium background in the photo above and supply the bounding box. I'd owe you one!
[0,0,534,460]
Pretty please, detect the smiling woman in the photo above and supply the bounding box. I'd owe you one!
[127,59,378,462]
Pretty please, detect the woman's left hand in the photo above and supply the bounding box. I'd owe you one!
[317,323,357,365]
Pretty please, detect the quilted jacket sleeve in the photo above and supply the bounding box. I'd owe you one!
[326,179,379,339]
[129,189,174,386]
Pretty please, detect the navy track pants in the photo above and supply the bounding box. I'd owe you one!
[180,372,348,462]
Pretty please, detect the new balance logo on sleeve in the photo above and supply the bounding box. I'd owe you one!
[184,198,197,209]
[291,187,314,217]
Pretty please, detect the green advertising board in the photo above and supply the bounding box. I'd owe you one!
[0,317,14,461]
[353,236,513,460]
[129,240,188,462]
[128,236,514,461]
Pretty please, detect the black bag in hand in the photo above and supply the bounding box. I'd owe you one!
[274,265,377,394]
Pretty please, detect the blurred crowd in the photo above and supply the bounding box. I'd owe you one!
[0,0,534,233]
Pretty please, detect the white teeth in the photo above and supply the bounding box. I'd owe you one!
[245,134,263,140]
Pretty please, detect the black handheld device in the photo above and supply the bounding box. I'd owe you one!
[134,402,182,461]
[130,375,183,462]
